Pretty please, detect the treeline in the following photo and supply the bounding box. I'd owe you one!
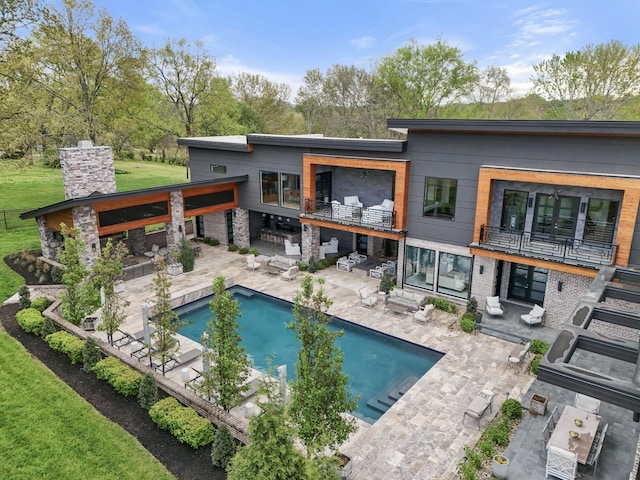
[1,0,639,160]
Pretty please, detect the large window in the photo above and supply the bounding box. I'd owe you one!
[404,246,471,299]
[437,253,470,299]
[584,198,619,244]
[404,246,435,290]
[501,190,528,231]
[261,171,300,210]
[424,178,457,220]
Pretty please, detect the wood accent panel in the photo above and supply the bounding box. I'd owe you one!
[302,155,410,230]
[469,247,598,278]
[93,192,170,213]
[301,218,405,241]
[182,183,238,198]
[98,215,172,236]
[474,167,640,267]
[44,210,73,231]
[184,184,239,217]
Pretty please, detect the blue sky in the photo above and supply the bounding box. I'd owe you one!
[93,0,639,97]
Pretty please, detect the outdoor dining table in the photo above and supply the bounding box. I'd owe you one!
[547,405,601,464]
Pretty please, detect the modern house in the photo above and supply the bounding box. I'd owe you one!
[178,120,640,332]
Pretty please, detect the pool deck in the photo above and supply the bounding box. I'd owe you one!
[115,244,537,480]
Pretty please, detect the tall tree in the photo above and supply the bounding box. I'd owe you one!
[57,223,99,326]
[148,38,216,137]
[375,38,479,118]
[469,66,513,118]
[287,275,358,458]
[531,40,640,120]
[0,0,43,47]
[151,258,184,374]
[295,68,326,133]
[199,275,251,411]
[92,238,129,345]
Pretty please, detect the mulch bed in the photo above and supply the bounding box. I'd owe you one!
[2,254,226,480]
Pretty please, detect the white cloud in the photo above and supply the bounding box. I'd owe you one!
[351,36,375,49]
[134,24,166,37]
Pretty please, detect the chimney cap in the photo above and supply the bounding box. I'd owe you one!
[77,140,93,148]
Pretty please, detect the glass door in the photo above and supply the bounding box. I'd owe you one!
[500,190,528,231]
[533,194,580,239]
[508,263,547,304]
[315,172,332,204]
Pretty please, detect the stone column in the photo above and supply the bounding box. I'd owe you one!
[71,206,100,267]
[37,217,62,262]
[128,228,147,255]
[165,191,185,251]
[60,141,116,199]
[203,211,228,245]
[232,208,250,249]
[396,237,406,285]
[301,224,320,263]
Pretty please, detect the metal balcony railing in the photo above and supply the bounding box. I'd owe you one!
[303,198,395,230]
[478,225,617,267]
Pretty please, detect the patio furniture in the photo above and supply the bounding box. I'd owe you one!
[546,446,577,480]
[386,288,428,312]
[384,302,409,316]
[507,341,531,370]
[362,199,394,225]
[319,237,339,259]
[552,405,560,425]
[583,427,605,478]
[463,390,494,429]
[246,254,261,271]
[344,195,363,208]
[369,264,390,279]
[547,405,601,465]
[349,251,367,263]
[485,296,504,316]
[540,420,553,458]
[284,239,301,256]
[413,304,435,324]
[520,304,546,326]
[382,260,396,274]
[336,256,355,272]
[281,266,299,281]
[268,254,298,271]
[359,287,378,309]
[157,348,201,373]
[574,393,601,415]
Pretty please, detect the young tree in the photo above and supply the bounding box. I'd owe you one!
[287,275,358,458]
[151,258,184,374]
[210,423,236,470]
[57,223,99,325]
[92,238,129,345]
[199,275,251,411]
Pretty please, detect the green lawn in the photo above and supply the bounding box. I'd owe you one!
[0,159,187,303]
[0,330,175,480]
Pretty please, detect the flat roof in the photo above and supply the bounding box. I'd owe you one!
[20,176,248,219]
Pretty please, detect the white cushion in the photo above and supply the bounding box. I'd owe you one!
[381,199,394,211]
[486,296,501,308]
[531,305,545,317]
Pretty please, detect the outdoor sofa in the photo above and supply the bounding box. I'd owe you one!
[386,288,428,312]
[268,254,298,271]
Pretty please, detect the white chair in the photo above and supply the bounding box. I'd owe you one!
[574,393,601,414]
[463,390,494,429]
[507,341,531,370]
[413,304,435,324]
[540,421,552,458]
[246,254,261,271]
[319,237,339,259]
[485,296,504,316]
[584,429,605,478]
[349,251,367,263]
[284,239,301,256]
[359,287,378,309]
[551,405,560,425]
[343,195,363,208]
[281,266,299,281]
[336,256,355,272]
[546,445,577,480]
[521,304,546,326]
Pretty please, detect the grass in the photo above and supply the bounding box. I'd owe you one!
[0,159,186,303]
[0,329,175,480]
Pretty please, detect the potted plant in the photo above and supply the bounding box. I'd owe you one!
[492,454,509,479]
[379,272,396,294]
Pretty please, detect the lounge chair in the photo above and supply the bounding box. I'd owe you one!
[485,296,504,316]
[158,348,201,373]
[319,237,339,259]
[336,256,355,272]
[413,304,435,324]
[284,239,301,256]
[520,304,546,326]
[281,266,299,281]
[463,390,494,429]
[246,254,261,271]
[507,341,531,370]
[359,287,378,309]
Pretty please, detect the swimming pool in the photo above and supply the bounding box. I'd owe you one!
[176,285,443,423]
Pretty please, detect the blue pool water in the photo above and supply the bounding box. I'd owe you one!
[176,286,443,423]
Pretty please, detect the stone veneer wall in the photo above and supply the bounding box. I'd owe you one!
[128,228,147,256]
[302,224,320,262]
[203,211,229,245]
[37,217,62,261]
[165,191,185,250]
[71,205,100,267]
[60,141,116,200]
[232,208,249,249]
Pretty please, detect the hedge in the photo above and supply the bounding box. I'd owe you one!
[16,307,45,335]
[92,356,143,397]
[45,330,85,364]
[149,397,215,449]
[31,297,53,313]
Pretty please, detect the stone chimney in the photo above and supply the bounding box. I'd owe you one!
[60,140,117,200]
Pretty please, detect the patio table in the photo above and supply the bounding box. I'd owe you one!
[547,405,601,464]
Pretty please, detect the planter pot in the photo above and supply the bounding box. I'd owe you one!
[492,455,509,479]
[114,280,125,294]
[474,312,482,324]
[530,394,548,416]
[168,263,183,276]
[336,453,352,480]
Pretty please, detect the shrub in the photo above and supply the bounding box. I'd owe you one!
[379,273,396,293]
[530,354,542,374]
[307,256,318,273]
[16,307,44,335]
[51,265,64,283]
[45,331,85,364]
[427,297,458,314]
[177,237,196,272]
[40,316,56,339]
[466,297,478,314]
[530,339,551,355]
[464,445,483,469]
[31,296,52,313]
[210,238,220,246]
[476,438,495,458]
[82,337,102,372]
[248,248,259,256]
[298,262,308,271]
[460,316,475,333]
[315,260,327,270]
[92,356,143,397]
[18,285,31,310]
[138,374,159,410]
[227,243,238,252]
[501,398,523,420]
[203,237,213,245]
[238,247,249,255]
[211,424,236,469]
[483,418,511,446]
[149,397,215,449]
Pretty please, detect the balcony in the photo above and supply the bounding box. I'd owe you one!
[302,199,396,231]
[476,225,617,268]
